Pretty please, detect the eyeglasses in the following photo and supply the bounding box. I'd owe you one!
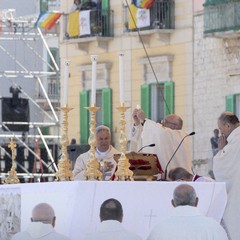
[161,119,177,126]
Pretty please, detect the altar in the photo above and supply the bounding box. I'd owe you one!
[1,181,227,240]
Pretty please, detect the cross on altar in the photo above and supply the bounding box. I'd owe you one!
[144,209,157,228]
[4,137,19,184]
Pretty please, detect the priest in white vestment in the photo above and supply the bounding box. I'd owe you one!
[130,109,193,176]
[12,203,70,240]
[213,112,240,240]
[146,184,228,240]
[84,198,142,240]
[73,125,120,180]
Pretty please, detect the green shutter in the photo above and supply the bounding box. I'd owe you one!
[41,127,49,135]
[226,95,236,113]
[141,84,151,118]
[102,88,112,130]
[40,0,48,12]
[102,0,109,10]
[82,0,88,4]
[164,81,174,116]
[80,91,90,144]
[101,0,110,36]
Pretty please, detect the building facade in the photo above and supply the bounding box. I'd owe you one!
[193,0,240,175]
[60,0,194,154]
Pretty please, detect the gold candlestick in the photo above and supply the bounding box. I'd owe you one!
[55,105,74,181]
[4,137,20,184]
[85,105,102,180]
[115,104,133,181]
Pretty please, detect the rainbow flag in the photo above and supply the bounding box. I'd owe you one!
[133,0,155,9]
[35,12,62,30]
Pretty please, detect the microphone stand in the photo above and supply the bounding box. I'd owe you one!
[39,154,62,182]
[163,132,195,181]
[137,144,155,153]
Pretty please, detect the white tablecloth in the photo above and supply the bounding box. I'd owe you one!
[1,181,226,240]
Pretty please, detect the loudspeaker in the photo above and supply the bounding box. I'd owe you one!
[2,97,30,132]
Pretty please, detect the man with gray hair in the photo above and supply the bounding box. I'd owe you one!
[146,184,228,240]
[11,203,70,240]
[213,111,240,240]
[73,125,120,180]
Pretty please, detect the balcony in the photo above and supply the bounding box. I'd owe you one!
[36,76,60,110]
[123,0,174,35]
[204,0,240,38]
[63,9,113,51]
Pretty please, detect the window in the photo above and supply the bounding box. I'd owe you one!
[226,94,240,119]
[47,48,59,99]
[141,82,174,122]
[139,55,174,122]
[80,88,112,144]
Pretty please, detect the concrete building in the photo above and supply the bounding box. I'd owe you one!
[193,0,240,175]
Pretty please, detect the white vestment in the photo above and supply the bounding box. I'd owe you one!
[84,220,142,240]
[193,175,215,182]
[213,126,240,240]
[11,222,70,240]
[146,206,228,240]
[73,146,120,180]
[130,119,192,173]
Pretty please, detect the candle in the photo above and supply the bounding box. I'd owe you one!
[119,52,124,105]
[91,55,98,105]
[64,60,70,106]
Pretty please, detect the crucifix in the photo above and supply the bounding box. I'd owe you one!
[144,209,157,228]
[4,137,20,184]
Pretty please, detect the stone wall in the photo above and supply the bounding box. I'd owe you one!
[193,10,240,176]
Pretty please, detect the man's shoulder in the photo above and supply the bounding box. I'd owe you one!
[122,229,142,240]
[110,146,120,154]
[76,150,90,160]
[11,231,30,240]
[52,232,71,240]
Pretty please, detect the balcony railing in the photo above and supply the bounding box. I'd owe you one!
[124,0,174,32]
[63,9,113,40]
[204,0,240,37]
[36,76,60,101]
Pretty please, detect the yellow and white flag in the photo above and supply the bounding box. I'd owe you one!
[80,10,91,36]
[68,10,80,37]
[129,4,150,30]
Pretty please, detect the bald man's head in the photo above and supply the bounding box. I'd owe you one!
[162,114,183,130]
[31,203,56,227]
[172,184,198,207]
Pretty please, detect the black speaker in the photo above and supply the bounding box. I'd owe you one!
[2,97,30,132]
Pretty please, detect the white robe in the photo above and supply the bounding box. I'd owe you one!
[213,126,240,240]
[146,206,228,240]
[73,146,120,180]
[84,220,142,240]
[130,119,192,173]
[11,222,70,240]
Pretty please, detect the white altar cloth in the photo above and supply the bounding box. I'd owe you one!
[3,181,226,240]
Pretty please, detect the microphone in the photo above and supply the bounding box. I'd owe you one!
[39,154,62,181]
[163,131,195,181]
[137,143,155,153]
